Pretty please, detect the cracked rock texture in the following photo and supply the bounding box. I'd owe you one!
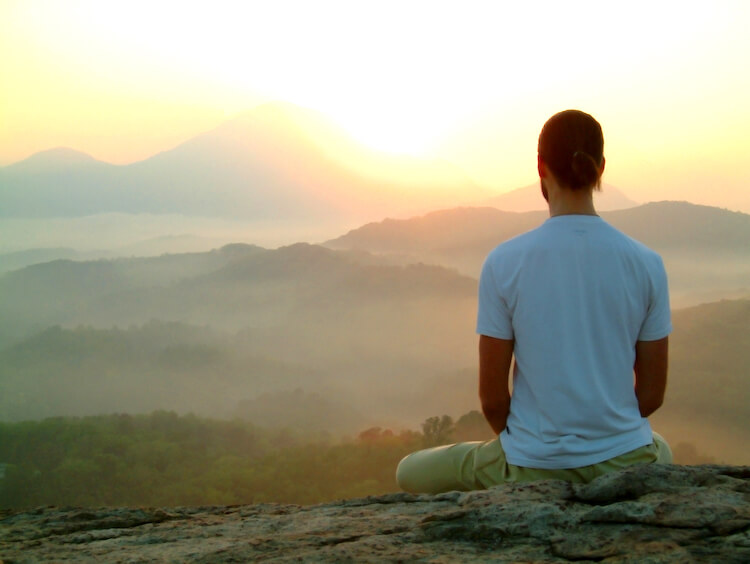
[1,464,749,562]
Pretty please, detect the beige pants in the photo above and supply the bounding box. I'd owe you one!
[396,432,673,494]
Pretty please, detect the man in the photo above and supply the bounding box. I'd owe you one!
[397,110,672,494]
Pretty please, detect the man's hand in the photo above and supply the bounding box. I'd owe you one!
[634,337,669,417]
[479,335,514,435]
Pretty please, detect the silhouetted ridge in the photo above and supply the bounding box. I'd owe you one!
[3,147,104,171]
[606,201,750,249]
[218,243,266,256]
[207,243,345,282]
[200,243,476,299]
[328,207,546,252]
[329,202,750,254]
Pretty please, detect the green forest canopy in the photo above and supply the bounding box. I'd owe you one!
[0,411,713,510]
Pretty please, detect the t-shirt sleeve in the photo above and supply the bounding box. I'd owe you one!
[476,256,514,339]
[638,254,672,341]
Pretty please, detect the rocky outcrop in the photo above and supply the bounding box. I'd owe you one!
[2,464,748,562]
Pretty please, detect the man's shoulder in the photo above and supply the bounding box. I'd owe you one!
[487,224,546,258]
[599,221,664,262]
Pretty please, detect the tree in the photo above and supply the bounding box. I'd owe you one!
[421,415,454,447]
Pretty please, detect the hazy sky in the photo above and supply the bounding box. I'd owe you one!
[2,0,749,212]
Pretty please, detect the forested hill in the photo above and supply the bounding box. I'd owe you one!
[0,242,476,342]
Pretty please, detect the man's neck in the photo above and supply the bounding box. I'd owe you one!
[544,180,598,217]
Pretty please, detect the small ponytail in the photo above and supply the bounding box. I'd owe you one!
[571,150,602,190]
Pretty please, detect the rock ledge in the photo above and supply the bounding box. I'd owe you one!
[2,464,749,562]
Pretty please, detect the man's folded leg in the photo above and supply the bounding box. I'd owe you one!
[396,441,491,494]
[397,432,673,494]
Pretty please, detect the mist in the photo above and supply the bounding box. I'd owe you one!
[1,231,747,466]
[0,213,351,261]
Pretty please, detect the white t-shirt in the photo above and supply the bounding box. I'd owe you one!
[477,215,672,469]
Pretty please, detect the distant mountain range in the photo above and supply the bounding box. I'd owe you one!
[0,103,490,223]
[328,201,750,256]
[325,201,750,307]
[1,200,748,308]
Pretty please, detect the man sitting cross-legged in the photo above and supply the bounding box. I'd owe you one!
[397,110,673,494]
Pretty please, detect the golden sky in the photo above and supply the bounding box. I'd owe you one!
[2,0,749,212]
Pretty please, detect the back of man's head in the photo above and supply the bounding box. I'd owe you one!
[538,110,604,190]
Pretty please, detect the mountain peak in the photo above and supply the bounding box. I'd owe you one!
[5,147,104,172]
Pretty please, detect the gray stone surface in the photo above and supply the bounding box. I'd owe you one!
[1,464,748,563]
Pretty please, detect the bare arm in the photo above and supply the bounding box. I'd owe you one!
[634,337,669,417]
[479,335,514,435]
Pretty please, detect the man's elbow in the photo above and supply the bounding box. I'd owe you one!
[480,396,510,434]
[638,393,665,418]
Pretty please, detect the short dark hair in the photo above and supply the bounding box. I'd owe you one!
[538,110,604,190]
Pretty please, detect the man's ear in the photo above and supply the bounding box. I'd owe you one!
[538,155,547,178]
[599,156,606,176]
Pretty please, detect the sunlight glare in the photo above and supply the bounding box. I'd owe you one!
[3,0,750,212]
